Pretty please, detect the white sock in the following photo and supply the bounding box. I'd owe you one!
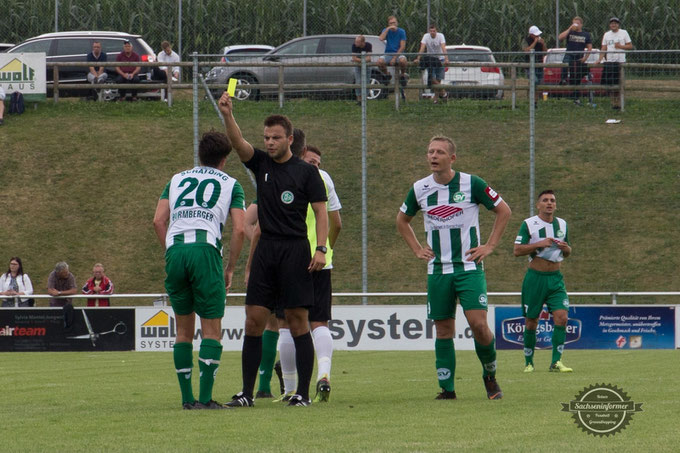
[278,328,297,393]
[312,326,333,380]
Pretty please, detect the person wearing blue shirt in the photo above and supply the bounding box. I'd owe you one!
[377,15,408,83]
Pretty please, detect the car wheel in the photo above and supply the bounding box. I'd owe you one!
[367,72,388,100]
[232,74,259,101]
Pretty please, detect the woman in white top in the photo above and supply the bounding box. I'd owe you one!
[0,257,34,307]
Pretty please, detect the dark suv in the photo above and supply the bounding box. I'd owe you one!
[7,31,159,98]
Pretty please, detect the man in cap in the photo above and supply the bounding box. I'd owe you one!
[597,17,633,109]
[523,25,546,106]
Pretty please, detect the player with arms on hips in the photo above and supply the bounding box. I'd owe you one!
[218,92,328,408]
[396,136,511,400]
[514,190,573,373]
[153,131,246,409]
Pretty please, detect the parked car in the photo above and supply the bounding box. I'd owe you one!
[542,48,604,97]
[205,34,388,101]
[6,31,159,99]
[421,45,504,99]
[0,43,14,52]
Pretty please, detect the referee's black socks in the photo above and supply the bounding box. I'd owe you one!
[242,334,263,399]
[293,331,314,401]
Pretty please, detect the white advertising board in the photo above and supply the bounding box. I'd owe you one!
[0,52,47,95]
[135,305,494,351]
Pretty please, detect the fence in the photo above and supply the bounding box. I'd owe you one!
[4,292,680,307]
[3,0,679,61]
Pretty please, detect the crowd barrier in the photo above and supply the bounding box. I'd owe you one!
[2,303,677,352]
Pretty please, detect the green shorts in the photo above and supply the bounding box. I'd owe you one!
[427,271,489,320]
[165,243,226,319]
[521,268,569,319]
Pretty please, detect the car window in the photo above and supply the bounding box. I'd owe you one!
[448,50,493,62]
[101,39,127,55]
[55,39,92,56]
[276,38,321,56]
[226,48,271,61]
[10,40,51,54]
[322,38,354,54]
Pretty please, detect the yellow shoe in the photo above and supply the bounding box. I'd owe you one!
[549,360,573,372]
[272,391,295,403]
[524,364,535,373]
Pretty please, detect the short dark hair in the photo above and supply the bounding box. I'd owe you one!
[161,40,171,49]
[291,128,306,157]
[306,145,321,157]
[429,23,438,29]
[538,189,555,199]
[264,115,293,138]
[198,130,232,167]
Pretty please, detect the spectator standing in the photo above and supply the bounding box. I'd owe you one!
[81,263,114,307]
[514,190,573,373]
[218,92,328,408]
[47,261,77,307]
[558,16,592,105]
[597,17,633,109]
[396,135,511,401]
[0,85,5,125]
[0,257,34,307]
[377,16,408,84]
[351,35,373,104]
[414,24,449,103]
[115,40,141,101]
[523,25,546,106]
[86,41,108,100]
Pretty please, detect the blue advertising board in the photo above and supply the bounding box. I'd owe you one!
[496,305,675,350]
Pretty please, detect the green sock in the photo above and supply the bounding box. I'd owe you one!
[434,338,456,391]
[552,325,566,363]
[173,342,195,404]
[474,337,497,377]
[198,338,223,404]
[257,329,279,394]
[523,328,536,366]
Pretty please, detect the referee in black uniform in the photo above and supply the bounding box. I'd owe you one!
[219,92,328,407]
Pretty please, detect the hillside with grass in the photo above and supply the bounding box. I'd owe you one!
[1,95,679,305]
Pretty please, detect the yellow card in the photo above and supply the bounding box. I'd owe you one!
[227,78,237,97]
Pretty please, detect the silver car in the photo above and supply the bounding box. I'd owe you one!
[205,34,388,100]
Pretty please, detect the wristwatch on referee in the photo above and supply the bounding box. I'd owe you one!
[315,245,328,254]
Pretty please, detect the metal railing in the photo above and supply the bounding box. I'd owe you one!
[4,291,680,307]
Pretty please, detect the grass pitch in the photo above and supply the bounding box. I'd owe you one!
[1,349,677,452]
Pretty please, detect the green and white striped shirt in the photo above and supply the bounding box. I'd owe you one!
[401,171,502,274]
[515,215,569,262]
[160,166,245,255]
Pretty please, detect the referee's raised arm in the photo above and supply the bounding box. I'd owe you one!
[218,92,254,162]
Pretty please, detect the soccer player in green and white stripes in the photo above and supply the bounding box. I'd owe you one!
[397,135,511,400]
[514,190,573,373]
[153,131,246,409]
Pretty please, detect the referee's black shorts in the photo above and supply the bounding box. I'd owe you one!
[246,237,314,312]
[274,268,332,321]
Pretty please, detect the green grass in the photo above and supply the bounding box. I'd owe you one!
[0,349,678,452]
[1,94,679,303]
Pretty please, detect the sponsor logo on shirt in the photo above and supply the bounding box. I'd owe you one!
[281,191,294,204]
[426,205,463,222]
[485,186,499,201]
